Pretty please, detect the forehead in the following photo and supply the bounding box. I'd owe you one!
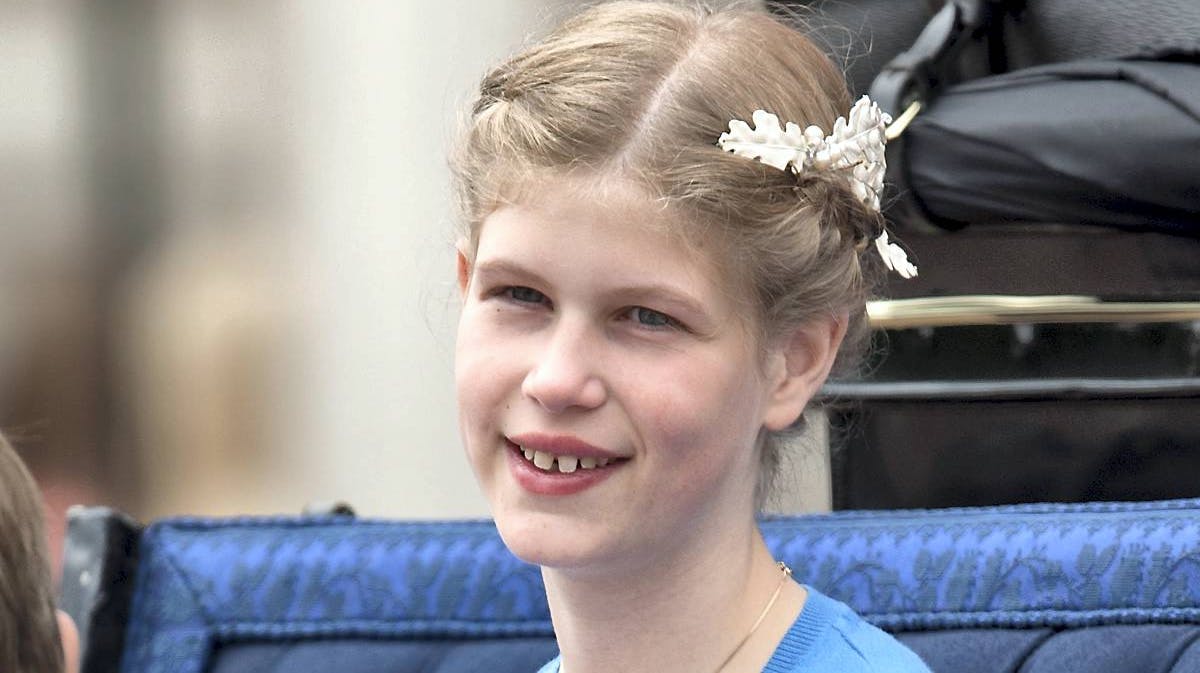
[479,172,717,255]
[474,173,734,287]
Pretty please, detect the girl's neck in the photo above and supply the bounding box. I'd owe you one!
[542,526,801,673]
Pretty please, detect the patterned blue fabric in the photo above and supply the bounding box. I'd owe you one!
[119,519,551,673]
[118,499,1200,673]
[764,498,1200,630]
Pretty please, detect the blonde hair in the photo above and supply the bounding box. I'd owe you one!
[0,433,63,673]
[451,0,882,504]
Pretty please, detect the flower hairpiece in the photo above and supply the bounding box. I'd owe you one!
[717,95,917,279]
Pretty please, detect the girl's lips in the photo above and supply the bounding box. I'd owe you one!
[505,440,627,496]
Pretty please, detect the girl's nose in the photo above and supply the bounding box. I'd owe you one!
[521,322,607,414]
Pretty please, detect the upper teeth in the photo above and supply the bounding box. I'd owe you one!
[522,447,611,473]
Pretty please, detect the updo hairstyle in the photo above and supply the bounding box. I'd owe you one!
[451,0,885,505]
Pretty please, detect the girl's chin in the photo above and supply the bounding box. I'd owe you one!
[493,510,623,569]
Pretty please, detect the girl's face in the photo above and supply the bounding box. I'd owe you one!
[455,177,809,572]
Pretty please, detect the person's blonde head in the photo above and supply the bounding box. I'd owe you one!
[0,433,63,673]
[452,0,883,505]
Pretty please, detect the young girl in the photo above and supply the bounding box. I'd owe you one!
[452,2,928,671]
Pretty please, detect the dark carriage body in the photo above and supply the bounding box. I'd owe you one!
[770,0,1200,509]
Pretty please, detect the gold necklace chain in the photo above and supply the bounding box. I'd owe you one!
[712,561,793,673]
[557,561,793,673]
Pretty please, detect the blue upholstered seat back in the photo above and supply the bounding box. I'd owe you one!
[120,499,1200,673]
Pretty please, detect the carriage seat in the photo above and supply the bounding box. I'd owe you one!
[60,498,1200,673]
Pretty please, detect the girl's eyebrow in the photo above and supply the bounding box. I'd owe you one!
[472,259,549,285]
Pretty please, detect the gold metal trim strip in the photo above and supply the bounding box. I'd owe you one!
[867,295,1200,328]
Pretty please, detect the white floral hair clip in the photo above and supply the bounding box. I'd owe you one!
[717,95,918,279]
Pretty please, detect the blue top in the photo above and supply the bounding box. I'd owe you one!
[536,587,930,673]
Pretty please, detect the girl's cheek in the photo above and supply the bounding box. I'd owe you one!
[651,360,762,460]
[456,312,527,417]
[455,329,497,421]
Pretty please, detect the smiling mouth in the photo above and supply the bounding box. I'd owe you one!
[507,441,629,474]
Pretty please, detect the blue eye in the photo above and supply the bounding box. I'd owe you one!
[631,307,673,328]
[506,286,546,304]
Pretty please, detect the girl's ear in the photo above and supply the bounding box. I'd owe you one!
[761,313,848,431]
[456,246,472,296]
